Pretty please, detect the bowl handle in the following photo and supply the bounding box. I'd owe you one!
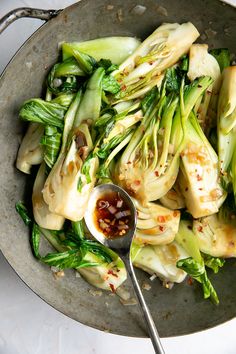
[0,7,62,34]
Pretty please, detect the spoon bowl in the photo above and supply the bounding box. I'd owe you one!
[84,183,137,254]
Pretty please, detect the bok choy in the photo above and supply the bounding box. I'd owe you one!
[16,24,236,304]
[113,22,199,101]
[132,241,188,283]
[133,198,180,245]
[16,202,126,290]
[175,220,220,304]
[42,69,103,221]
[217,67,236,197]
[16,123,44,174]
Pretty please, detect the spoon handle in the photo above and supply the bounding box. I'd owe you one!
[123,256,165,354]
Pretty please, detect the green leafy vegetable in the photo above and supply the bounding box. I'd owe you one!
[165,67,181,92]
[98,59,118,73]
[72,49,97,75]
[81,153,94,183]
[179,55,189,71]
[102,75,120,94]
[134,199,180,245]
[51,93,75,107]
[72,221,84,240]
[202,254,225,274]
[116,76,212,203]
[32,223,41,259]
[43,69,104,222]
[54,57,86,77]
[217,66,236,197]
[41,249,98,269]
[175,220,202,263]
[47,65,80,95]
[73,67,105,127]
[41,125,62,169]
[15,201,32,226]
[16,202,41,258]
[19,99,66,129]
[62,37,141,64]
[177,257,219,304]
[141,87,159,113]
[210,48,230,72]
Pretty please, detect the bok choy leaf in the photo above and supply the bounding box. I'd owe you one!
[209,48,230,72]
[40,126,62,169]
[19,99,67,129]
[62,37,141,64]
[177,257,219,304]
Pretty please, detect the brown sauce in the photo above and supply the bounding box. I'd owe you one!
[94,191,131,239]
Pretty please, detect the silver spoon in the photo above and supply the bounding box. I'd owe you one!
[84,183,165,354]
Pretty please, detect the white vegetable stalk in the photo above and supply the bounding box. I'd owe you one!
[193,214,236,258]
[43,68,104,221]
[187,44,221,132]
[218,66,236,134]
[218,126,235,187]
[104,110,143,142]
[175,220,220,304]
[115,22,199,83]
[78,252,127,291]
[217,67,236,194]
[178,114,225,218]
[132,241,188,283]
[16,123,44,174]
[43,124,97,221]
[32,163,65,230]
[175,220,202,263]
[132,198,180,245]
[160,183,185,210]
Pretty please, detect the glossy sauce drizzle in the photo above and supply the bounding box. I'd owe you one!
[94,191,131,239]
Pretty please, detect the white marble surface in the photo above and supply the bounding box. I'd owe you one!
[1,1,236,353]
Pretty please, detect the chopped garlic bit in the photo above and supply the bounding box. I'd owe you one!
[115,286,131,301]
[120,297,138,306]
[131,5,147,16]
[142,282,152,291]
[150,273,157,281]
[52,270,65,279]
[88,289,103,297]
[162,280,174,290]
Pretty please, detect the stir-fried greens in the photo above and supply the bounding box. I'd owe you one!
[15,23,235,304]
